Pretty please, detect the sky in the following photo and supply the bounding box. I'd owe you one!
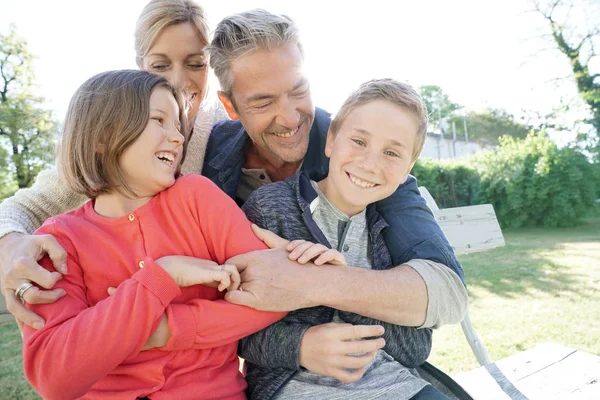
[0,0,597,142]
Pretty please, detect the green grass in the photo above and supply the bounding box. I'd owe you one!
[429,217,600,376]
[1,217,599,397]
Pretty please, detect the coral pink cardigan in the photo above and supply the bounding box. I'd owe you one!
[23,175,284,400]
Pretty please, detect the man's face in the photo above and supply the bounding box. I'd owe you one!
[220,42,315,165]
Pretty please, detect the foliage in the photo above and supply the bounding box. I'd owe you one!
[449,109,531,145]
[418,85,461,129]
[0,24,57,194]
[533,0,600,155]
[471,132,597,228]
[412,158,480,209]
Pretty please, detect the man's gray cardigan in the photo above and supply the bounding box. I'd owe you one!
[239,172,433,400]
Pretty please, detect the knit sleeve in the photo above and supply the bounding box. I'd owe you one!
[0,168,87,238]
[180,97,228,176]
[22,221,181,400]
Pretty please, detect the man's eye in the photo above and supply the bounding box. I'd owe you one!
[255,103,272,110]
[151,64,168,71]
[352,139,366,146]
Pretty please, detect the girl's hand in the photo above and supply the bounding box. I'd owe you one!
[155,256,240,291]
[286,240,347,266]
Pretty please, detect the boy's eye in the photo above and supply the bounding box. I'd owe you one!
[352,139,366,146]
[384,150,399,157]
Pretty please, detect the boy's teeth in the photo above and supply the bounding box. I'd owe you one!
[349,174,376,188]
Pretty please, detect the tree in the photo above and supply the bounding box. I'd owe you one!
[0,24,57,197]
[419,85,461,130]
[533,0,600,157]
[450,109,531,145]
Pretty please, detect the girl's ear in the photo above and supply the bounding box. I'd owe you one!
[217,91,239,120]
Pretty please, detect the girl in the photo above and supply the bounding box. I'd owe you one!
[22,70,284,400]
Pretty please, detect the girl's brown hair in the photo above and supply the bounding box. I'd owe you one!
[59,69,187,198]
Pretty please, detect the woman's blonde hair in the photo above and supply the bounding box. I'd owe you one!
[134,0,210,68]
[59,70,187,199]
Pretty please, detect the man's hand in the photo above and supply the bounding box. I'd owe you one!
[299,323,385,383]
[0,232,68,330]
[225,248,316,311]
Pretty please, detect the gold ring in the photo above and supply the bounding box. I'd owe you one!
[15,282,34,304]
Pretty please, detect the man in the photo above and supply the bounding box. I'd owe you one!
[202,9,466,398]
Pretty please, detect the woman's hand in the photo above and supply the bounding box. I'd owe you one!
[155,256,240,291]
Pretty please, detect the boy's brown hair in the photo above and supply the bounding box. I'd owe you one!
[59,69,187,199]
[330,78,429,162]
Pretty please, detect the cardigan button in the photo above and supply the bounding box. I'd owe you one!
[138,260,145,268]
[128,214,135,221]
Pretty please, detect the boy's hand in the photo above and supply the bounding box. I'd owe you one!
[287,240,347,266]
[299,323,385,383]
[155,256,240,292]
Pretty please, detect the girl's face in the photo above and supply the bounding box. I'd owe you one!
[142,22,209,128]
[119,87,185,198]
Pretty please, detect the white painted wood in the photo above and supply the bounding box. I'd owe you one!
[454,343,600,400]
[434,204,505,256]
[460,311,493,366]
[419,187,440,211]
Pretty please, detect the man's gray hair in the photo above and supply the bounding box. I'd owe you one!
[207,9,303,96]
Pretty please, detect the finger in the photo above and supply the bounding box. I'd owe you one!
[286,240,307,252]
[38,235,68,274]
[221,265,240,291]
[288,242,316,262]
[343,338,386,354]
[22,286,66,305]
[216,271,231,292]
[333,367,367,384]
[107,287,117,296]
[5,294,45,330]
[297,244,329,264]
[224,254,249,273]
[340,324,385,340]
[224,288,257,307]
[8,258,62,289]
[251,224,289,249]
[314,249,345,266]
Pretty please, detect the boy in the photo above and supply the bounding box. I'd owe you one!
[239,79,467,399]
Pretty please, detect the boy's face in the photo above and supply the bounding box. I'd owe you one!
[323,100,419,216]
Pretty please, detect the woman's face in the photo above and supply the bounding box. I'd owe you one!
[142,22,209,126]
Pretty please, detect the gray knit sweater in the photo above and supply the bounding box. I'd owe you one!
[239,173,437,400]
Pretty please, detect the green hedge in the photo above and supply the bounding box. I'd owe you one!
[413,132,598,228]
[411,158,480,209]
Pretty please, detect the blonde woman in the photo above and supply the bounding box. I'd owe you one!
[0,0,228,329]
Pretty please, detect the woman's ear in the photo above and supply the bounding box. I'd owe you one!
[217,91,239,120]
